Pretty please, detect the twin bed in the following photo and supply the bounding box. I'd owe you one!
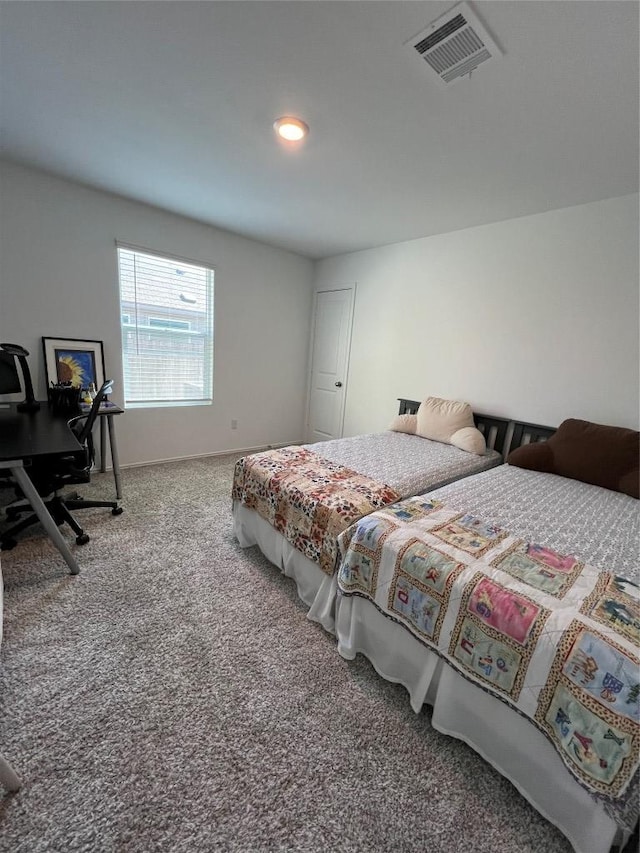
[232,399,639,853]
[233,398,508,631]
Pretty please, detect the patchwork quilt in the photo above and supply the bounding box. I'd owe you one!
[232,447,401,574]
[337,495,640,826]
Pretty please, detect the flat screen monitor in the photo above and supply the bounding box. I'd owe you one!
[0,351,25,405]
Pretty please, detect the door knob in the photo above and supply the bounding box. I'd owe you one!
[335,381,343,387]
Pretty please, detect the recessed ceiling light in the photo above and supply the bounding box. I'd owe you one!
[273,116,309,142]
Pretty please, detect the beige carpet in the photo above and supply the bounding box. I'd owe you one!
[1,455,579,852]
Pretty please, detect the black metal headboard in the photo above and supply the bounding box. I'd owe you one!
[473,415,510,457]
[397,398,422,416]
[508,420,556,453]
[397,399,510,456]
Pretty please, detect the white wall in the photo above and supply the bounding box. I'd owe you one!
[315,194,639,433]
[0,161,314,466]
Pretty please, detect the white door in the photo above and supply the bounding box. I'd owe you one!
[307,287,354,443]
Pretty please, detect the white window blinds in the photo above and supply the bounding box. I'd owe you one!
[117,245,214,407]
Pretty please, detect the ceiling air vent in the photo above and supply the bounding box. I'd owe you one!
[405,1,502,85]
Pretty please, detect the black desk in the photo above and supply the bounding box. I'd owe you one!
[0,402,123,574]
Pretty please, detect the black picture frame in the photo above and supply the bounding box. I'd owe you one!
[42,337,106,391]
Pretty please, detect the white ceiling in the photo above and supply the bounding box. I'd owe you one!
[1,1,638,259]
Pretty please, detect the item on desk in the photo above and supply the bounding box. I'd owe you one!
[79,399,118,412]
[48,382,82,414]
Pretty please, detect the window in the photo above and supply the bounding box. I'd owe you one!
[148,317,192,331]
[117,245,214,407]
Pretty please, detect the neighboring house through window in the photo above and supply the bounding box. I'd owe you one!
[117,244,214,407]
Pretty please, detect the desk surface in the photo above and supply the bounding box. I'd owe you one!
[0,403,82,462]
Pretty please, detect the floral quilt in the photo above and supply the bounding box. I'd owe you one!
[232,447,401,575]
[337,495,640,826]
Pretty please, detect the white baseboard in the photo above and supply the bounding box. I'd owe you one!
[117,440,304,471]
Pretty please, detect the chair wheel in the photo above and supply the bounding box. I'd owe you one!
[112,506,124,516]
[5,508,23,520]
[76,533,90,545]
[1,538,17,551]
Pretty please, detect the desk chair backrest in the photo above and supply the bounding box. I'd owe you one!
[66,380,114,475]
[70,380,114,446]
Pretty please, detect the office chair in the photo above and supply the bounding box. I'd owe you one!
[0,342,39,412]
[1,380,124,551]
[0,345,37,493]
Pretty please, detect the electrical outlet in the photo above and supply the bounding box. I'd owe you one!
[231,419,238,430]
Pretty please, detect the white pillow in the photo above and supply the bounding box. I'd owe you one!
[416,396,474,444]
[389,413,417,434]
[450,426,486,455]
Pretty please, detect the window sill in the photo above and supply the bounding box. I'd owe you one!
[126,400,213,410]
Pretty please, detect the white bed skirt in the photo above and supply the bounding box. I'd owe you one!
[335,594,626,853]
[233,501,628,853]
[232,502,338,633]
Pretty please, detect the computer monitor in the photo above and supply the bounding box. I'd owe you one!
[0,350,25,405]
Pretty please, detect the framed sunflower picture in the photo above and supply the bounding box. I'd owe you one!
[42,337,105,392]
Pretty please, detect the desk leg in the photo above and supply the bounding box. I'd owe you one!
[99,418,106,474]
[11,466,80,575]
[106,415,122,501]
